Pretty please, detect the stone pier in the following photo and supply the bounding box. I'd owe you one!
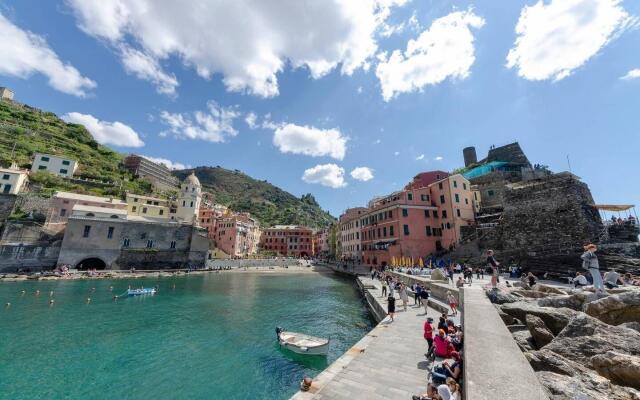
[291,277,461,400]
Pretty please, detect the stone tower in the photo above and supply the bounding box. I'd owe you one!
[176,172,202,224]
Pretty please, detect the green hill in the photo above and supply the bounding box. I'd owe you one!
[0,100,150,196]
[0,99,335,227]
[174,167,335,228]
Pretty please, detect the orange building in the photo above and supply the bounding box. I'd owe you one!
[260,225,314,257]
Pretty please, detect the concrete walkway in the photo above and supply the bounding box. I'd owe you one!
[292,277,461,400]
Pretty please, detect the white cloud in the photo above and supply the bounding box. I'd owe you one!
[506,0,636,81]
[0,13,96,97]
[142,156,190,170]
[66,0,407,97]
[273,123,347,160]
[159,101,240,143]
[373,139,381,144]
[376,9,485,101]
[416,154,425,160]
[621,68,640,80]
[62,112,144,147]
[120,45,178,95]
[245,112,258,129]
[394,151,400,156]
[357,86,363,94]
[434,156,443,161]
[302,164,347,188]
[350,167,374,181]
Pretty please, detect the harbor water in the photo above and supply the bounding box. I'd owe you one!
[0,272,373,399]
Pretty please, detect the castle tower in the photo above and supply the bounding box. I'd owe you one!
[176,172,202,224]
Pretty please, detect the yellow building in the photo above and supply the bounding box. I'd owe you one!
[125,193,172,220]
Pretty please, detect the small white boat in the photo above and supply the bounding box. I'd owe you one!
[127,288,156,296]
[276,327,330,356]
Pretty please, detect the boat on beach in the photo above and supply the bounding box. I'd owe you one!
[276,327,330,356]
[127,288,156,296]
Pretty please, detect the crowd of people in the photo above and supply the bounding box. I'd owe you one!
[609,215,637,225]
[370,269,464,400]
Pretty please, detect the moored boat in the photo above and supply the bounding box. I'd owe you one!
[276,327,329,356]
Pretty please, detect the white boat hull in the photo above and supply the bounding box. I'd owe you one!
[277,330,330,356]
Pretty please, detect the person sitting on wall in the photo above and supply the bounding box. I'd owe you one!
[433,329,452,358]
[443,351,463,383]
[572,272,589,288]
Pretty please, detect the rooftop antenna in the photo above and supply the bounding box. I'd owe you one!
[567,154,572,173]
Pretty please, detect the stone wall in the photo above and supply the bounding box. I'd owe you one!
[0,194,17,225]
[0,242,62,272]
[474,173,604,275]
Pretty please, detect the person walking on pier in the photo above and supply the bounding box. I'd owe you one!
[447,291,458,316]
[420,286,430,315]
[399,283,409,311]
[414,284,422,306]
[487,250,500,289]
[387,293,396,322]
[582,244,604,293]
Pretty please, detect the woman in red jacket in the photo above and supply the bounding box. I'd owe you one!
[423,317,434,350]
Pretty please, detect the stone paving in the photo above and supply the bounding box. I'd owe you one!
[292,277,461,400]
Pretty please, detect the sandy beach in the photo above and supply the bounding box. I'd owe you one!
[0,263,332,282]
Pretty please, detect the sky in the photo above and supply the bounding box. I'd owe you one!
[1,0,639,217]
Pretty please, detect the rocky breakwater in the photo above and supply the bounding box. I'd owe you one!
[492,284,640,399]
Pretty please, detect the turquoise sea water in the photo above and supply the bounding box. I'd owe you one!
[0,272,373,399]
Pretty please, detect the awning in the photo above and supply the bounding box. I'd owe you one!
[592,204,635,212]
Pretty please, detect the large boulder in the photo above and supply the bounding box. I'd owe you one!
[619,321,640,333]
[534,284,568,295]
[537,291,603,311]
[591,351,640,389]
[512,329,535,352]
[584,290,640,325]
[430,269,447,281]
[536,371,640,400]
[511,290,550,299]
[497,309,520,325]
[500,302,577,335]
[545,314,640,367]
[527,349,640,398]
[486,289,519,304]
[526,314,554,348]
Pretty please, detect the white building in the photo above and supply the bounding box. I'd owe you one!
[0,87,14,101]
[0,165,28,194]
[31,153,78,178]
[176,173,202,224]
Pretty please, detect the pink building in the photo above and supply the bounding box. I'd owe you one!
[46,192,127,232]
[213,213,260,257]
[361,173,474,267]
[260,225,314,257]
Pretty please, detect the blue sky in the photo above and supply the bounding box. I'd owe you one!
[1,0,639,217]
